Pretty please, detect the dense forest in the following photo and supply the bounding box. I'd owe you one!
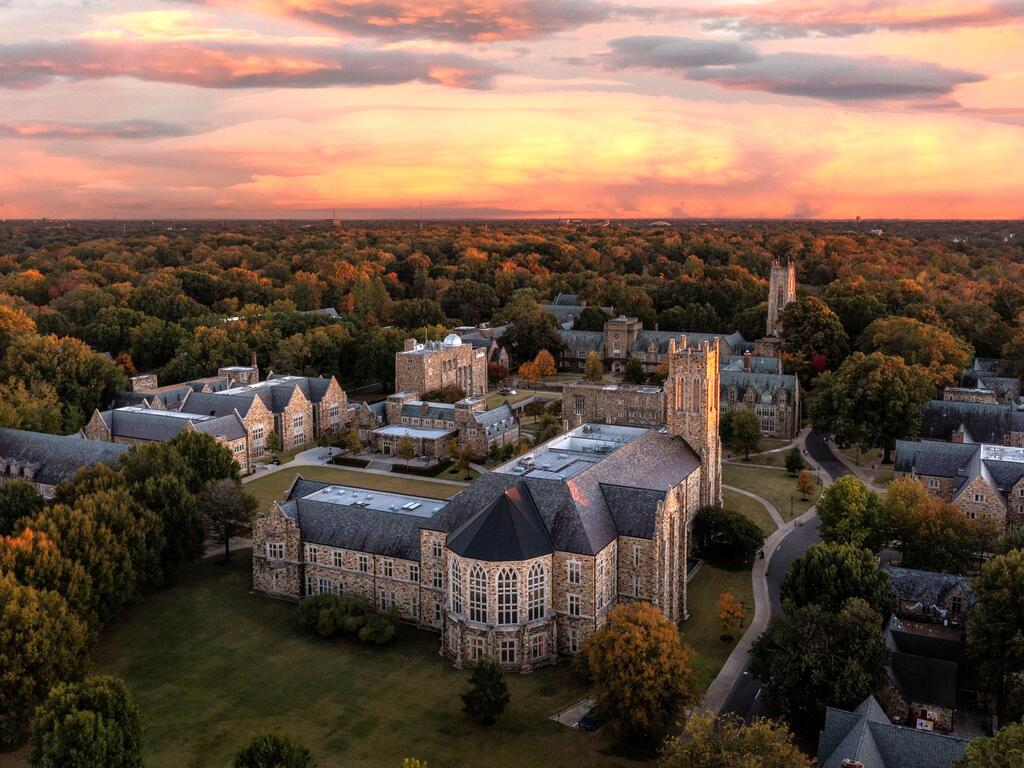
[0,219,1021,434]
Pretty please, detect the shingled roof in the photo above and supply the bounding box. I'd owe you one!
[920,399,1024,443]
[883,566,975,613]
[447,483,553,561]
[0,428,128,488]
[818,696,968,768]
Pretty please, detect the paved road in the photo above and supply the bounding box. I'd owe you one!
[720,429,847,720]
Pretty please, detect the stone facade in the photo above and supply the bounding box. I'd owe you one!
[765,259,797,337]
[563,382,665,429]
[943,386,998,404]
[395,335,487,398]
[665,338,721,508]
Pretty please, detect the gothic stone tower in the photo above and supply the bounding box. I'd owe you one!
[766,259,797,337]
[664,337,722,508]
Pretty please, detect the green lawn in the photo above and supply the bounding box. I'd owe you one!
[722,488,776,534]
[723,463,820,521]
[682,563,754,691]
[244,466,461,512]
[836,446,895,488]
[82,554,643,768]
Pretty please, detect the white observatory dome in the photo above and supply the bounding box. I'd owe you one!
[442,333,463,347]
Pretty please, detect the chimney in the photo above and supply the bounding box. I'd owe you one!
[251,351,257,369]
[743,351,752,371]
[842,761,865,768]
[404,338,417,352]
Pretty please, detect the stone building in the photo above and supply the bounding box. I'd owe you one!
[113,364,260,410]
[894,440,1024,531]
[765,259,797,337]
[920,399,1024,446]
[81,406,252,473]
[0,428,128,499]
[883,566,974,627]
[562,345,799,440]
[395,335,487,398]
[252,338,721,671]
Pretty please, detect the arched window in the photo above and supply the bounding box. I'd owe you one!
[497,568,519,625]
[469,564,487,623]
[527,564,546,621]
[450,560,463,615]
[690,377,701,413]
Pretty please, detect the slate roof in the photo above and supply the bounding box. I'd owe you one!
[0,428,129,487]
[447,483,553,561]
[720,368,798,394]
[559,330,605,353]
[633,330,746,354]
[180,391,258,419]
[265,373,335,404]
[721,354,783,374]
[920,399,1024,443]
[98,408,246,442]
[553,293,580,306]
[599,483,663,539]
[475,403,517,437]
[888,649,959,709]
[818,696,968,768]
[895,440,1024,502]
[961,371,1019,400]
[401,401,456,421]
[883,566,976,612]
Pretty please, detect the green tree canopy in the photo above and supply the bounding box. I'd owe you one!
[954,722,1024,768]
[199,479,258,563]
[29,676,143,768]
[579,602,700,742]
[779,296,849,376]
[727,408,761,459]
[816,475,886,551]
[0,478,43,535]
[233,734,316,768]
[781,542,894,617]
[968,550,1024,722]
[858,316,972,390]
[659,713,813,768]
[461,659,510,725]
[694,506,765,567]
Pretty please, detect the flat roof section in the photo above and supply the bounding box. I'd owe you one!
[374,424,457,440]
[495,423,647,481]
[302,485,447,518]
[117,406,214,421]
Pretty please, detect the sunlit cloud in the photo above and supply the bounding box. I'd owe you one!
[0,119,191,140]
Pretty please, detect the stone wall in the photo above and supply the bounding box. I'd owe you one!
[242,396,276,460]
[315,377,349,436]
[395,342,487,398]
[665,338,721,508]
[81,410,111,441]
[251,503,303,598]
[952,475,1007,529]
[274,386,314,451]
[562,382,664,429]
[127,373,159,392]
[943,387,998,404]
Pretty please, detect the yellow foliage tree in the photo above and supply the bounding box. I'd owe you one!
[716,592,744,637]
[533,348,557,379]
[584,351,604,382]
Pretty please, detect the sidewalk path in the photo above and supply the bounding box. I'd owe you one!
[723,484,785,529]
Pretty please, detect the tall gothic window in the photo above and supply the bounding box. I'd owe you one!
[497,568,519,625]
[527,564,546,621]
[690,377,701,413]
[469,565,487,623]
[450,560,463,615]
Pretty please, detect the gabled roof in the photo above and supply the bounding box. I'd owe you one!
[180,390,259,418]
[721,354,783,374]
[559,330,604,353]
[883,566,975,611]
[553,293,580,307]
[920,399,1024,444]
[818,696,968,768]
[720,368,798,394]
[474,403,517,436]
[0,428,129,487]
[599,483,662,539]
[447,483,553,561]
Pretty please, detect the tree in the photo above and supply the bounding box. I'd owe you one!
[169,431,241,493]
[397,436,417,461]
[420,385,467,403]
[728,408,761,459]
[784,446,805,477]
[0,572,89,747]
[816,475,885,551]
[233,734,316,768]
[717,592,744,639]
[779,296,849,377]
[693,506,764,566]
[532,349,557,380]
[583,350,604,382]
[620,357,644,384]
[461,659,510,725]
[794,471,815,500]
[199,479,258,564]
[265,431,283,456]
[883,478,997,574]
[0,478,43,535]
[29,676,143,768]
[751,598,890,732]
[579,603,700,741]
[134,473,202,575]
[503,311,562,366]
[659,713,813,768]
[781,542,894,617]
[969,550,1024,722]
[535,413,562,445]
[858,316,972,391]
[954,722,1024,768]
[344,427,363,455]
[575,306,610,331]
[440,280,497,326]
[0,380,64,434]
[809,352,932,463]
[401,760,429,768]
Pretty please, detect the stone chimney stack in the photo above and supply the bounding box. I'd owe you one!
[743,350,752,371]
[404,338,417,352]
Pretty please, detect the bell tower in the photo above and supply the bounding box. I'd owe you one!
[766,259,797,337]
[664,336,721,508]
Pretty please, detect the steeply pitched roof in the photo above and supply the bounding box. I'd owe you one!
[559,330,604,353]
[921,399,1024,443]
[474,403,517,436]
[599,483,663,539]
[818,696,968,768]
[883,566,975,611]
[0,428,128,487]
[447,483,553,561]
[720,368,798,394]
[180,390,258,418]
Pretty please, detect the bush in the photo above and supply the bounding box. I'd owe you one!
[392,459,453,477]
[784,446,805,476]
[461,659,510,725]
[331,456,370,469]
[693,506,765,566]
[233,733,315,768]
[297,594,397,644]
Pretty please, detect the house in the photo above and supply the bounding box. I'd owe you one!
[894,439,1024,530]
[883,566,975,626]
[253,336,722,671]
[818,696,968,768]
[0,428,129,499]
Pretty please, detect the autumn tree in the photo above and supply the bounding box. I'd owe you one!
[579,603,700,741]
[199,479,258,564]
[0,380,63,434]
[461,659,510,725]
[968,549,1024,722]
[584,350,604,381]
[954,722,1024,768]
[0,572,89,747]
[751,598,889,732]
[344,427,363,454]
[816,475,885,551]
[779,296,849,377]
[660,713,813,768]
[809,352,932,463]
[728,407,761,459]
[397,436,417,461]
[781,542,894,617]
[795,471,816,500]
[716,592,744,639]
[29,676,143,768]
[233,734,316,768]
[858,316,972,390]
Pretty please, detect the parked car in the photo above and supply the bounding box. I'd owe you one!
[499,388,518,396]
[268,457,281,465]
[578,710,600,732]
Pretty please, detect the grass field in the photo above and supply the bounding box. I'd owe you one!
[244,465,461,511]
[723,463,820,521]
[683,563,754,690]
[722,487,777,534]
[836,446,895,488]
[81,554,648,768]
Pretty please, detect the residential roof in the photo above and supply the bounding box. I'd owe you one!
[817,696,968,768]
[883,566,976,613]
[447,483,554,561]
[0,428,129,488]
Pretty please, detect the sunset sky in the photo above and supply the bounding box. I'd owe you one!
[1,0,1022,219]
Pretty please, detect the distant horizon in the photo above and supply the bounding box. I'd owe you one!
[4,216,1023,224]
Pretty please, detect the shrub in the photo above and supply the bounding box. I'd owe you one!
[297,594,396,644]
[693,506,764,566]
[233,733,315,768]
[461,659,510,725]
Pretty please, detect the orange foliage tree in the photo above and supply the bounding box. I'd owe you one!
[716,592,744,638]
